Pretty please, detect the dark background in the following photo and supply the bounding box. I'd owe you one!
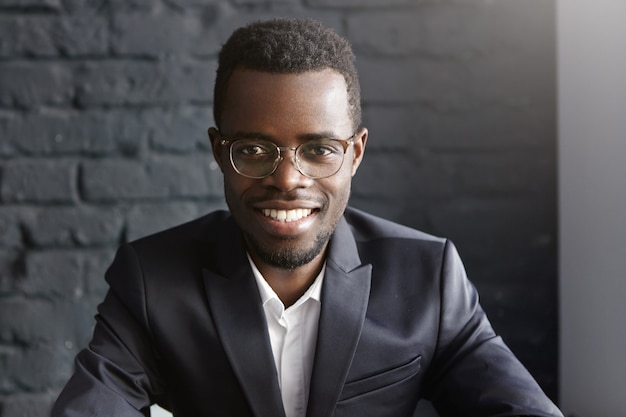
[0,0,557,415]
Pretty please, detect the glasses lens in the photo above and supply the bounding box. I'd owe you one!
[230,140,279,178]
[297,139,346,178]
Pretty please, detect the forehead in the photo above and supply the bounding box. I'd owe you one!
[220,68,352,136]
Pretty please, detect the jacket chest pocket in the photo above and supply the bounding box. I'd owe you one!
[338,355,422,401]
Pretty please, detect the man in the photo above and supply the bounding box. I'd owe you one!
[52,18,563,417]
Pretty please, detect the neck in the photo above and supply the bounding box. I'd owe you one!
[250,250,326,308]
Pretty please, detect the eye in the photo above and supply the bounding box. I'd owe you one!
[301,140,342,158]
[233,141,274,157]
[240,145,265,155]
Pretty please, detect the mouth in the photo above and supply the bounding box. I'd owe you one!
[261,208,314,223]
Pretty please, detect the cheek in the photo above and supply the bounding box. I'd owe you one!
[324,174,353,206]
[222,174,251,203]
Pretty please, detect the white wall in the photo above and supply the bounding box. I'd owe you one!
[558,0,626,415]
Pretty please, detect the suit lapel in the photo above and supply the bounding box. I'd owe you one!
[306,217,372,417]
[201,218,286,417]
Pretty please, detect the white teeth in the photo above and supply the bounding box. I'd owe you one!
[262,208,313,222]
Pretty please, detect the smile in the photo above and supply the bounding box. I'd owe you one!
[262,208,313,222]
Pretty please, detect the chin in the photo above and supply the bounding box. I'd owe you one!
[244,231,330,271]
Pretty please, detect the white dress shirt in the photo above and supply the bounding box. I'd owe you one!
[248,255,324,417]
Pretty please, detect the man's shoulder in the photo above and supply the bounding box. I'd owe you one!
[343,206,445,245]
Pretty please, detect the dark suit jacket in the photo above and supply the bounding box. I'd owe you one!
[52,207,563,417]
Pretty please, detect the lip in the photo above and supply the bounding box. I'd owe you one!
[253,199,320,210]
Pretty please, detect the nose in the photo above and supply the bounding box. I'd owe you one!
[262,148,311,191]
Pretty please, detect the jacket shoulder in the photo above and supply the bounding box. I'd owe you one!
[344,206,445,245]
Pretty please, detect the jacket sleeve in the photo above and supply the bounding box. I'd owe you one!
[51,243,165,417]
[424,240,563,417]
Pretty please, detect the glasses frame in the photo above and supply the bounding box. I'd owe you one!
[218,131,356,179]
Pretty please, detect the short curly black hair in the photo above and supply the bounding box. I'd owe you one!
[213,18,361,130]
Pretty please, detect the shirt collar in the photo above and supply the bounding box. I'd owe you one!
[247,253,325,312]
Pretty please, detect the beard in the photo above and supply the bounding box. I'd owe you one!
[242,227,333,271]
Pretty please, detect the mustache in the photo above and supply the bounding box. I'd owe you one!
[245,191,325,205]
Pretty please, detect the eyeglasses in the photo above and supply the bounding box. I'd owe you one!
[218,132,355,179]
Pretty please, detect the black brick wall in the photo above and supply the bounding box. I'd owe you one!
[0,0,557,415]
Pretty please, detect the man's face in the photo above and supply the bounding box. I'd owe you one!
[210,68,367,270]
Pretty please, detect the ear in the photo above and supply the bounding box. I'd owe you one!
[350,127,368,177]
[208,127,225,173]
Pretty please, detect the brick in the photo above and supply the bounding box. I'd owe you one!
[352,149,427,199]
[23,249,83,299]
[54,15,108,56]
[105,0,156,10]
[0,158,77,203]
[163,0,219,5]
[0,18,21,57]
[0,207,26,248]
[80,155,217,202]
[361,104,429,150]
[418,4,495,59]
[74,61,161,107]
[125,200,222,241]
[0,392,57,417]
[173,58,216,103]
[1,344,74,392]
[347,12,426,56]
[428,105,556,149]
[213,11,344,47]
[82,248,116,297]
[10,251,115,311]
[0,112,15,157]
[358,56,469,106]
[306,0,410,6]
[0,0,60,7]
[466,53,553,107]
[0,345,19,393]
[0,15,107,58]
[111,8,220,56]
[0,62,73,109]
[460,3,555,108]
[475,0,555,57]
[350,194,427,231]
[24,206,123,247]
[108,109,152,156]
[4,110,118,156]
[0,112,17,156]
[412,2,553,60]
[74,60,215,107]
[147,106,213,153]
[0,298,71,345]
[422,151,555,198]
[232,0,296,5]
[0,249,22,294]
